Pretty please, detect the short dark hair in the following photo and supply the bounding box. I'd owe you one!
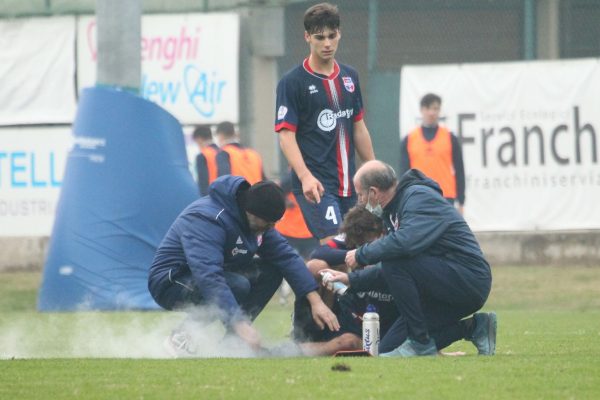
[420,93,442,108]
[341,206,384,249]
[359,162,397,192]
[216,121,235,137]
[304,3,340,34]
[192,125,212,140]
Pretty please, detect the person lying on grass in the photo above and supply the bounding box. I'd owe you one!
[292,205,392,356]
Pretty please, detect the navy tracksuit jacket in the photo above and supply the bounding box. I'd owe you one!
[148,175,317,324]
[355,169,491,348]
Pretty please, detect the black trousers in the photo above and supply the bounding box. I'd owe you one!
[153,258,283,323]
[379,254,491,352]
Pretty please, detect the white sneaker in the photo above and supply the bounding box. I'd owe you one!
[163,330,197,358]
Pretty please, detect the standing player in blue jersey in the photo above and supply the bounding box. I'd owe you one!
[275,2,375,243]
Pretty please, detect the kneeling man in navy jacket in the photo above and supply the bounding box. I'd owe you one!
[149,175,338,356]
[344,161,496,357]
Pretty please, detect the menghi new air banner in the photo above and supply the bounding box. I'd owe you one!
[77,13,239,125]
[400,58,600,232]
[38,87,199,311]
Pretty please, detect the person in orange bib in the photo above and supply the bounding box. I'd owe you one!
[400,93,466,214]
[215,121,266,185]
[192,125,220,196]
[275,171,319,260]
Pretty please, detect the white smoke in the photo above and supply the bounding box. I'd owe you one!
[0,304,302,359]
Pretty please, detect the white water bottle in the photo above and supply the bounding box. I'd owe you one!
[362,304,380,356]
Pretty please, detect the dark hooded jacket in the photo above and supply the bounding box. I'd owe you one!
[148,175,317,323]
[355,169,490,282]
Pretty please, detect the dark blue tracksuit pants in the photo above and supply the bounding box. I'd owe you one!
[379,254,491,352]
[153,258,283,322]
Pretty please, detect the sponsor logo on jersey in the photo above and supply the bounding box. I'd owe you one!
[316,108,354,132]
[309,84,319,94]
[236,236,243,244]
[342,76,355,93]
[277,105,288,120]
[231,247,248,256]
[356,290,394,302]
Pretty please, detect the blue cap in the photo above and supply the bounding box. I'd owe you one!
[366,304,377,312]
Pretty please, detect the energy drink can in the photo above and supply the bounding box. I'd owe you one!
[320,271,348,295]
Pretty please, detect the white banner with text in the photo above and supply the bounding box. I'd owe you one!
[78,13,239,124]
[400,59,600,231]
[0,127,71,236]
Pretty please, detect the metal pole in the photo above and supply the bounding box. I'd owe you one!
[524,0,537,60]
[95,0,141,92]
[367,0,379,72]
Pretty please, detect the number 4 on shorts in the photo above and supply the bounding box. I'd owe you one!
[325,206,338,225]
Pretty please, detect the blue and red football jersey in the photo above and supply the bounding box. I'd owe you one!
[275,58,365,197]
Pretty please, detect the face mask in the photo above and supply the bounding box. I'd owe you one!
[365,190,383,218]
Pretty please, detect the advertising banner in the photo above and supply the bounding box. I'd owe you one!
[400,59,600,231]
[0,17,76,125]
[78,13,239,124]
[0,127,71,236]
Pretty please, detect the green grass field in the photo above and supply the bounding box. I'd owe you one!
[1,266,599,399]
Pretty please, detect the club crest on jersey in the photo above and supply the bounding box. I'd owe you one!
[333,233,346,241]
[277,105,288,120]
[342,77,355,93]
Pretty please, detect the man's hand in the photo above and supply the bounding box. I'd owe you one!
[300,173,324,204]
[306,291,340,331]
[279,129,323,203]
[345,249,359,270]
[232,320,262,350]
[320,269,350,287]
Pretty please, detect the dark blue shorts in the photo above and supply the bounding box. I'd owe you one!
[294,192,356,239]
